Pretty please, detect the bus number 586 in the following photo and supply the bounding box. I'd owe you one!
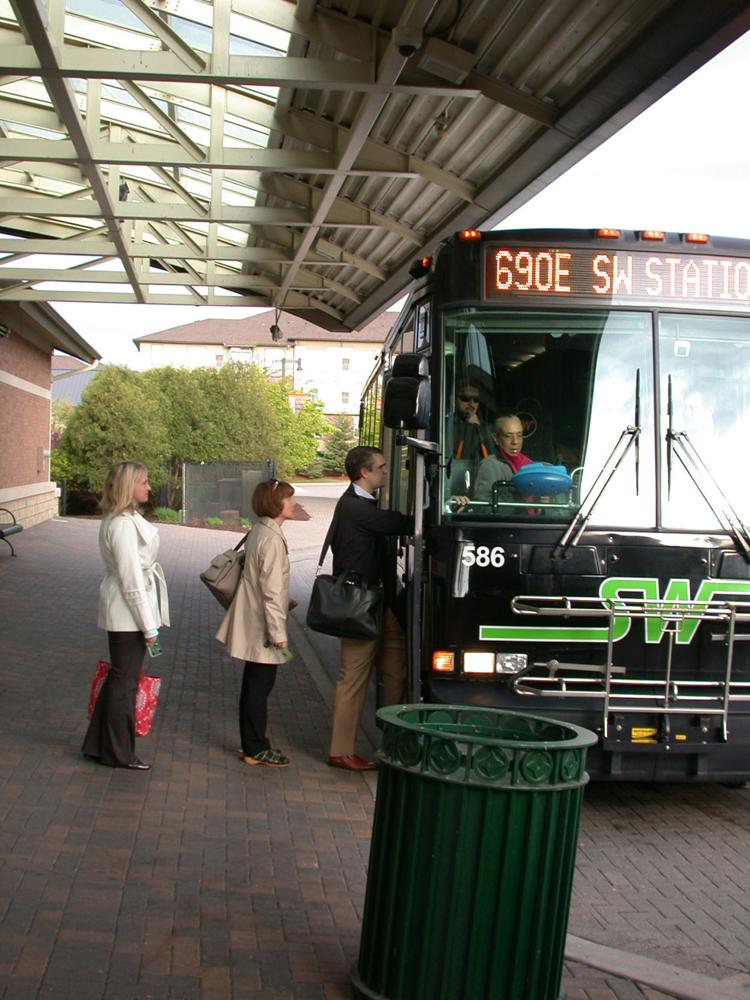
[462,544,505,568]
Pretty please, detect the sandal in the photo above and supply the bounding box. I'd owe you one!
[243,747,290,768]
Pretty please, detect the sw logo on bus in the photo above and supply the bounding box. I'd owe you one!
[479,577,750,644]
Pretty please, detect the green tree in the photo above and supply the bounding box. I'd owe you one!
[51,398,74,441]
[191,364,327,477]
[322,413,356,475]
[50,399,76,483]
[283,395,328,474]
[55,360,329,498]
[57,366,168,491]
[194,362,291,466]
[141,366,216,505]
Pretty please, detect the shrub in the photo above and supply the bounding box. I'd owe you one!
[240,518,251,528]
[154,507,180,523]
[302,456,325,478]
[205,516,224,526]
[322,414,356,475]
[50,447,76,484]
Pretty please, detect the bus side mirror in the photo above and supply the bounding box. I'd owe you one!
[383,353,431,430]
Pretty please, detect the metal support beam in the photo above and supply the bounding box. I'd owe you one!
[8,1,145,302]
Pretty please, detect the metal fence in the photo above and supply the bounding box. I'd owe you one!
[183,460,276,524]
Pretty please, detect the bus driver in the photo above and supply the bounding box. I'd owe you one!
[474,414,534,501]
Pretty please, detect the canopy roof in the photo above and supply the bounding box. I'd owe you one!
[1,0,748,331]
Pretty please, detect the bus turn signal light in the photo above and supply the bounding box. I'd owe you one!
[432,650,454,672]
[596,228,621,239]
[684,232,709,244]
[641,230,665,241]
[459,229,481,241]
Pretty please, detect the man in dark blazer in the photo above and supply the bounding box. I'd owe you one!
[327,446,413,771]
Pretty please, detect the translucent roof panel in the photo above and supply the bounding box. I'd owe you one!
[0,0,746,326]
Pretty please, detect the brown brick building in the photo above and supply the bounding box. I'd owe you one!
[0,304,98,528]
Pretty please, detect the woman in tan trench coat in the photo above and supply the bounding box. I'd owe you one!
[216,479,297,767]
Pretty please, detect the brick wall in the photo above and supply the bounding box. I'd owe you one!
[0,383,51,488]
[1,490,58,529]
[0,309,55,527]
[0,321,50,385]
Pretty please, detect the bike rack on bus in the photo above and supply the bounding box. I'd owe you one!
[509,594,750,742]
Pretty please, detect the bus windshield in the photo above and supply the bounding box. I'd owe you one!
[660,314,750,531]
[441,308,750,529]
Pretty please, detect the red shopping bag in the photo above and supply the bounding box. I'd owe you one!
[88,659,161,737]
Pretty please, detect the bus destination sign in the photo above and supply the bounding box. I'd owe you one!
[485,246,750,308]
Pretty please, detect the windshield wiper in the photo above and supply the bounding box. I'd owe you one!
[667,423,750,563]
[555,369,641,557]
[666,374,674,495]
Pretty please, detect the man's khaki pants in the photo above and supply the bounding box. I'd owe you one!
[329,607,407,757]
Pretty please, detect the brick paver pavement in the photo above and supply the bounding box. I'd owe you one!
[0,514,745,999]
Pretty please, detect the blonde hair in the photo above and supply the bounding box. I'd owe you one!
[101,461,148,516]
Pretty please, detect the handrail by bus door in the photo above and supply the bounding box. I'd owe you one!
[399,434,438,703]
[407,446,426,702]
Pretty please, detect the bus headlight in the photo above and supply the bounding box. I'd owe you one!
[463,652,495,674]
[463,652,528,674]
[496,652,528,674]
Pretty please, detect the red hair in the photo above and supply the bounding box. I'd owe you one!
[252,479,294,518]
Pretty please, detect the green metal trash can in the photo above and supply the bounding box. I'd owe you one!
[352,704,597,1000]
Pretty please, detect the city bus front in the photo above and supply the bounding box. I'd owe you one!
[410,231,750,781]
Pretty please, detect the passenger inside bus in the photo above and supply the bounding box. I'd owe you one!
[448,381,494,463]
[446,379,495,499]
[473,414,534,501]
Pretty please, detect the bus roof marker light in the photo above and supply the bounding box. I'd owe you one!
[684,232,709,244]
[641,230,665,241]
[432,650,454,673]
[408,256,433,278]
[458,229,481,242]
[596,228,621,239]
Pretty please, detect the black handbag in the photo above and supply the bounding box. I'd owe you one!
[306,518,383,640]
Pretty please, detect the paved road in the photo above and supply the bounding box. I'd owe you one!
[0,512,748,999]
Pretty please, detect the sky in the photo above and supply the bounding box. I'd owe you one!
[54,30,750,367]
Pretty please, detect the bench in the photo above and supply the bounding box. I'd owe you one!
[0,508,22,556]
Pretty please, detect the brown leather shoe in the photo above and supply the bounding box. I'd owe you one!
[328,754,378,772]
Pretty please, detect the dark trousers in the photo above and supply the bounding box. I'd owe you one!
[239,661,278,756]
[82,631,145,767]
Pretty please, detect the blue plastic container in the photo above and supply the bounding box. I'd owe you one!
[512,463,572,495]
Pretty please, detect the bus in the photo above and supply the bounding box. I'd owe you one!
[359,228,750,782]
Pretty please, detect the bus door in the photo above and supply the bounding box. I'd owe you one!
[380,355,434,702]
[380,423,419,701]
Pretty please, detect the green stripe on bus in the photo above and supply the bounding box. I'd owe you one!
[479,625,612,642]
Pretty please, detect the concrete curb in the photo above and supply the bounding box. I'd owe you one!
[565,934,749,999]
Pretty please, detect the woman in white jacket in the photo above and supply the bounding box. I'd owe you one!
[216,479,296,767]
[82,462,169,770]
